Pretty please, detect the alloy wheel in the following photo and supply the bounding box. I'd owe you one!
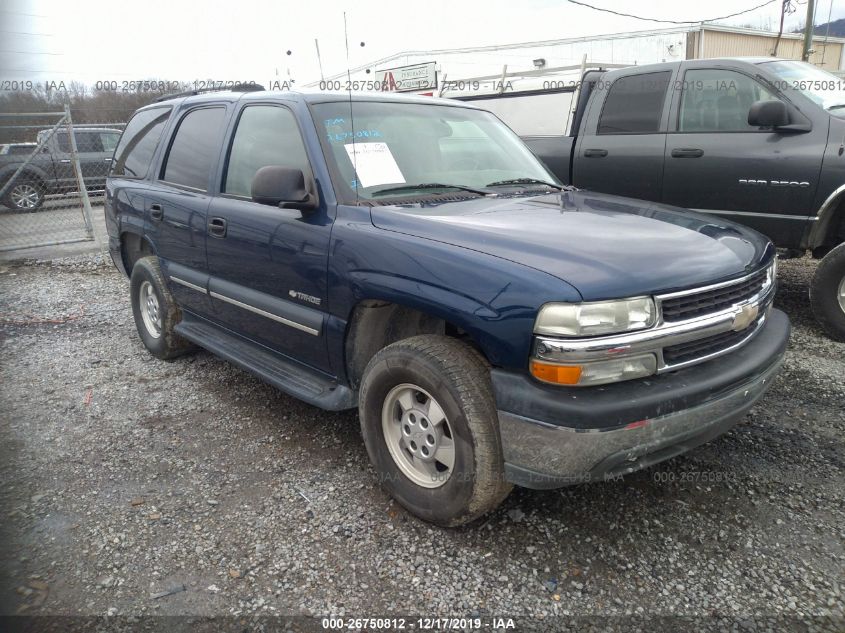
[381,383,456,488]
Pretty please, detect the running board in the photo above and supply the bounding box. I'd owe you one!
[175,314,357,411]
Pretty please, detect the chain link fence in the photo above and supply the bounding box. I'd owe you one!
[0,107,124,252]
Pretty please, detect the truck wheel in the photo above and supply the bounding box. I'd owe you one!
[358,335,512,526]
[810,241,845,342]
[3,179,44,212]
[130,256,194,360]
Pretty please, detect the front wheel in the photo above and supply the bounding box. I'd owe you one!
[358,335,512,526]
[3,180,44,212]
[810,242,845,342]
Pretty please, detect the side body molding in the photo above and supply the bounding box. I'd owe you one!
[164,261,323,337]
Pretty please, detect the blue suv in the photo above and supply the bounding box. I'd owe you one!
[105,87,790,526]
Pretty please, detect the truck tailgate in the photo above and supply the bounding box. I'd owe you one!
[523,136,574,184]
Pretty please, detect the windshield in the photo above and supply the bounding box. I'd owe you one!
[311,100,560,203]
[760,60,845,115]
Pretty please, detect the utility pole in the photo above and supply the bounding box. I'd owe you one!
[771,0,787,57]
[802,0,816,62]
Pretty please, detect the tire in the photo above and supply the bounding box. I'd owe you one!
[2,178,45,212]
[129,256,194,360]
[359,335,512,527]
[810,241,845,342]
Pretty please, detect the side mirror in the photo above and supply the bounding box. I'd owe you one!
[251,165,318,211]
[748,100,790,128]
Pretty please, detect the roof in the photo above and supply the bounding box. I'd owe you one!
[74,127,122,133]
[597,57,818,78]
[269,90,479,108]
[684,56,813,66]
[141,89,481,111]
[38,126,121,133]
[699,23,845,44]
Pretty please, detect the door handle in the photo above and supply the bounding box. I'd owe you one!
[583,148,608,158]
[149,203,163,221]
[208,217,227,238]
[671,148,704,158]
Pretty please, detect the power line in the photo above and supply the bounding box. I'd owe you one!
[0,50,64,55]
[0,10,49,18]
[566,0,781,25]
[0,30,55,36]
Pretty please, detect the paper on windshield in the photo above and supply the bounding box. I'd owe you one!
[343,142,405,188]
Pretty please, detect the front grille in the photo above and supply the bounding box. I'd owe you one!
[662,317,762,366]
[661,269,768,322]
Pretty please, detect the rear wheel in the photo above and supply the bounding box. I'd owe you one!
[359,335,511,526]
[130,256,194,359]
[3,180,44,212]
[810,242,845,342]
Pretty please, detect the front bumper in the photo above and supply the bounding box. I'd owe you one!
[494,308,790,489]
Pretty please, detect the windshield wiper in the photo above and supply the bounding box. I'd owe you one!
[371,182,492,196]
[827,104,845,110]
[485,178,562,190]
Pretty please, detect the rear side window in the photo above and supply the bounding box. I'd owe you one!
[112,107,172,178]
[223,105,311,197]
[598,71,671,134]
[100,131,120,152]
[56,132,70,152]
[76,132,105,152]
[162,107,226,191]
[56,131,105,153]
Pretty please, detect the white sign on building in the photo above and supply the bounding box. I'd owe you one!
[374,62,437,92]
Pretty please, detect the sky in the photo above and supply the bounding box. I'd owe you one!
[1,0,844,88]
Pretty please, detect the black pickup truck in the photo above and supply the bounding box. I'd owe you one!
[519,58,845,341]
[0,127,121,211]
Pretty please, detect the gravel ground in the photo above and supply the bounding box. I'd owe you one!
[0,253,842,630]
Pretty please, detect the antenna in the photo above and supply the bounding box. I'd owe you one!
[343,11,359,206]
[315,38,325,82]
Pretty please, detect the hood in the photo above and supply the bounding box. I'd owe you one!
[369,190,774,301]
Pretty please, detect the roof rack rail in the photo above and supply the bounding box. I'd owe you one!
[153,83,265,103]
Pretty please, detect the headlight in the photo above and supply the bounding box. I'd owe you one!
[534,297,656,337]
[767,258,777,287]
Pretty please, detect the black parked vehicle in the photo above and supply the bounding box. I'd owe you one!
[507,58,845,341]
[0,127,121,211]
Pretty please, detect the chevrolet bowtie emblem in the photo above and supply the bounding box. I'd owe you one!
[732,303,759,332]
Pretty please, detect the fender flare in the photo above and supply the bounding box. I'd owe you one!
[0,164,50,192]
[117,228,158,277]
[341,269,538,372]
[805,184,845,249]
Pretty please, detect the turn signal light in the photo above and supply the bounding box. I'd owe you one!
[530,354,658,386]
[530,361,582,385]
